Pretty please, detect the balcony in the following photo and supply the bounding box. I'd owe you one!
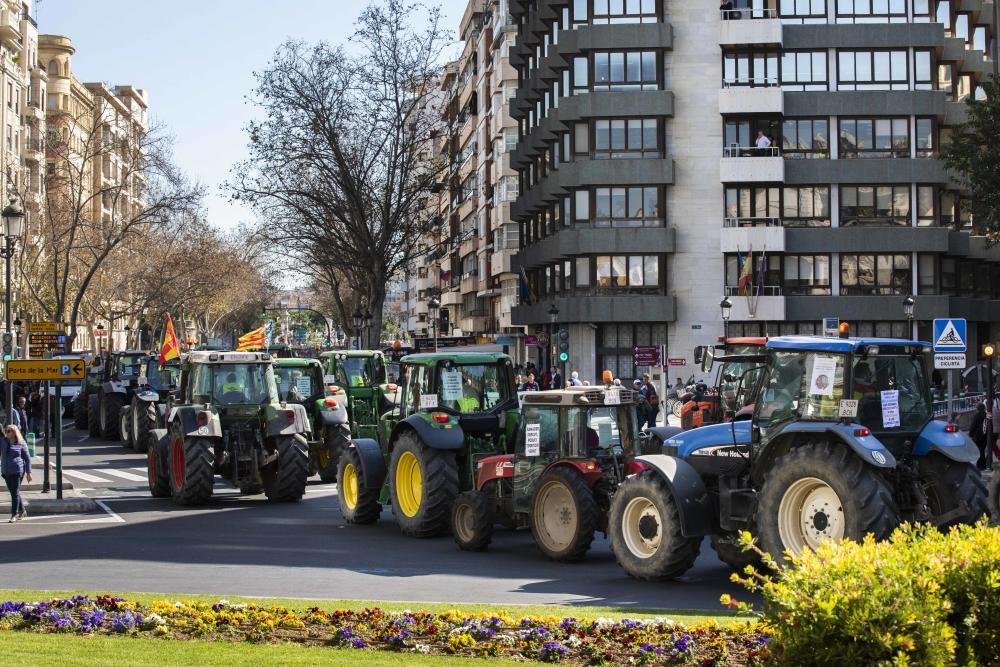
[491,248,515,275]
[720,218,785,252]
[0,9,21,49]
[722,290,786,321]
[719,84,783,115]
[460,272,480,294]
[720,146,784,183]
[719,9,782,46]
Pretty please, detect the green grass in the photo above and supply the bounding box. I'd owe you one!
[0,632,522,666]
[0,588,739,626]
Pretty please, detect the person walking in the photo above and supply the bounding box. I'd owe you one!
[10,396,28,432]
[569,371,583,387]
[550,368,562,390]
[1,425,31,522]
[989,386,1000,467]
[28,388,43,437]
[970,402,988,470]
[641,373,660,429]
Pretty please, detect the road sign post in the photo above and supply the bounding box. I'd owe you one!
[55,384,63,499]
[933,319,967,423]
[42,379,50,493]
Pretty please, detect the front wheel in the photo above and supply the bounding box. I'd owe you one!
[389,431,458,538]
[147,442,170,498]
[74,396,89,430]
[756,442,900,564]
[87,395,101,437]
[119,406,132,448]
[530,466,598,561]
[452,490,493,552]
[337,446,381,524]
[131,399,158,453]
[263,435,309,501]
[608,471,701,580]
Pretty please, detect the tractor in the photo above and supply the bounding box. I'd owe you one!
[146,351,310,505]
[119,355,181,452]
[83,350,148,441]
[606,334,989,580]
[336,352,519,538]
[450,383,671,561]
[274,357,350,482]
[320,350,399,441]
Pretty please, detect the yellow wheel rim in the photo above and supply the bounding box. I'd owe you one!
[395,450,422,518]
[342,463,358,510]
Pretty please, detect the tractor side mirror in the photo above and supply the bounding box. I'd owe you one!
[700,346,715,374]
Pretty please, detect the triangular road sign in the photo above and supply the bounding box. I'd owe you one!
[935,321,963,347]
[933,318,967,352]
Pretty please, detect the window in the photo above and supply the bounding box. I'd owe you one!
[917,254,936,294]
[723,49,780,87]
[725,186,781,223]
[940,257,956,295]
[573,56,588,94]
[594,118,659,158]
[592,0,659,24]
[724,253,781,293]
[913,50,933,90]
[574,189,589,222]
[840,254,911,294]
[779,0,828,23]
[597,323,667,380]
[575,257,591,286]
[782,186,830,226]
[840,185,910,226]
[912,0,932,21]
[592,51,658,91]
[915,117,935,157]
[595,255,659,291]
[836,0,908,23]
[916,186,936,226]
[781,51,828,91]
[838,50,908,91]
[781,118,829,158]
[783,255,831,295]
[594,186,661,227]
[504,127,518,152]
[839,118,909,158]
[574,123,589,154]
[938,63,954,100]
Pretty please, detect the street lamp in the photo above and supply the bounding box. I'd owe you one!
[352,307,364,349]
[720,296,733,340]
[902,295,915,339]
[124,324,132,350]
[364,309,373,348]
[1,199,22,418]
[547,304,561,384]
[427,296,440,352]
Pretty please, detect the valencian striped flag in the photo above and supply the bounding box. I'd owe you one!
[158,314,181,364]
[237,324,266,351]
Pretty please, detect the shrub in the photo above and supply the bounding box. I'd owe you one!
[731,522,1000,666]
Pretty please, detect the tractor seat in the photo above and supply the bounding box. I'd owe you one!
[458,413,500,434]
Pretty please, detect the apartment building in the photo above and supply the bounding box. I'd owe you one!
[506,0,998,380]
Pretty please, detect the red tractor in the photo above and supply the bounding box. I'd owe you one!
[449,381,671,561]
[681,336,767,429]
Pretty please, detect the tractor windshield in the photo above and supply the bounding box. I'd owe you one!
[118,353,146,379]
[850,355,932,431]
[755,351,847,433]
[340,356,387,388]
[191,363,279,406]
[146,362,179,390]
[568,405,638,458]
[274,365,320,402]
[435,363,514,413]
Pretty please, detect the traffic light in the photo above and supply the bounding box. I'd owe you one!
[557,328,570,364]
[982,342,996,359]
[1,332,11,359]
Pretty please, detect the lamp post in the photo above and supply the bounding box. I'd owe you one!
[902,295,915,340]
[1,199,23,419]
[352,307,364,350]
[547,303,560,386]
[96,323,105,356]
[364,309,373,349]
[428,296,440,352]
[12,317,20,359]
[720,296,733,341]
[124,324,132,350]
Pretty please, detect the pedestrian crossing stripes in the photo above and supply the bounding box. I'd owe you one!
[99,468,148,482]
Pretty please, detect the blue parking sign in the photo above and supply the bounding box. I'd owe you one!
[932,318,966,353]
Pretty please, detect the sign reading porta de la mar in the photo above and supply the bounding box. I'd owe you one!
[5,358,85,381]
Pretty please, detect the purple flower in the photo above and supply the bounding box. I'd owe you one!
[78,609,108,633]
[559,617,578,632]
[674,633,693,653]
[350,637,366,649]
[638,642,664,656]
[539,642,569,663]
[109,610,142,632]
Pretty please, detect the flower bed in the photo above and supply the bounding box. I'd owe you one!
[0,595,770,665]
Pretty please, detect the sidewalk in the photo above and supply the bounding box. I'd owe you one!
[1,479,98,514]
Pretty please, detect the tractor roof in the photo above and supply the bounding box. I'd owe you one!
[522,386,636,407]
[401,352,511,366]
[187,351,274,364]
[320,350,384,360]
[766,335,930,353]
[275,357,322,368]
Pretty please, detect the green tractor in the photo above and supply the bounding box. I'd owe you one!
[336,352,520,537]
[274,357,350,482]
[146,351,310,505]
[119,355,181,452]
[320,350,400,441]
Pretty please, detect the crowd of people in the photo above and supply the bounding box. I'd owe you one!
[969,388,1000,471]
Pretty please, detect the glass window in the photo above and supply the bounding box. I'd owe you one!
[593,0,659,23]
[836,0,908,22]
[573,56,589,93]
[916,186,936,226]
[593,117,659,158]
[756,351,847,431]
[723,49,780,87]
[841,254,911,294]
[840,186,910,226]
[914,50,932,90]
[839,118,909,158]
[781,51,828,91]
[594,255,660,291]
[783,255,831,295]
[574,189,589,221]
[592,186,661,227]
[781,118,829,158]
[915,117,935,157]
[838,50,909,91]
[780,0,829,23]
[851,355,931,432]
[724,186,781,223]
[917,254,936,294]
[576,257,591,286]
[592,51,658,91]
[782,186,830,226]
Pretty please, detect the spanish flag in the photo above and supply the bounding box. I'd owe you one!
[159,314,181,364]
[237,325,266,351]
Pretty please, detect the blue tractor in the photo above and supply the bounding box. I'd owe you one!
[608,335,989,580]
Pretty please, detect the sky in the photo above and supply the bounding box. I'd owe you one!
[38,0,471,230]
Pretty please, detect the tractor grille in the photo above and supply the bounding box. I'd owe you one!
[583,388,634,404]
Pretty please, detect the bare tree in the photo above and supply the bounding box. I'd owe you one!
[18,92,203,348]
[229,0,448,348]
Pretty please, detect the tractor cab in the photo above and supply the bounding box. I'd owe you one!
[181,351,279,409]
[274,359,324,404]
[321,350,399,440]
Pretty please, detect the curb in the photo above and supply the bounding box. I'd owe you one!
[21,481,76,492]
[1,494,99,514]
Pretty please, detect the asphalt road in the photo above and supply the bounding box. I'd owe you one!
[1,426,745,612]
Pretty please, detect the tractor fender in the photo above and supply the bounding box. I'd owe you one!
[543,459,603,485]
[912,420,979,464]
[102,380,129,396]
[758,422,897,475]
[475,454,514,490]
[135,389,159,403]
[166,405,223,438]
[664,420,752,456]
[634,454,713,538]
[267,403,311,437]
[350,438,387,490]
[391,415,465,450]
[318,404,349,427]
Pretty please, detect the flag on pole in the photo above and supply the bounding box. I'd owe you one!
[158,314,181,364]
[737,247,754,296]
[237,324,266,351]
[264,320,274,349]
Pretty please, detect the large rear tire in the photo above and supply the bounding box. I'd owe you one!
[530,466,598,561]
[389,431,459,538]
[87,395,101,437]
[119,406,132,449]
[102,393,126,441]
[74,396,88,430]
[710,532,764,572]
[263,435,309,501]
[918,454,988,528]
[337,446,381,524]
[757,442,900,564]
[131,399,157,453]
[318,424,350,483]
[166,423,214,505]
[147,442,170,498]
[608,471,701,580]
[452,490,493,552]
